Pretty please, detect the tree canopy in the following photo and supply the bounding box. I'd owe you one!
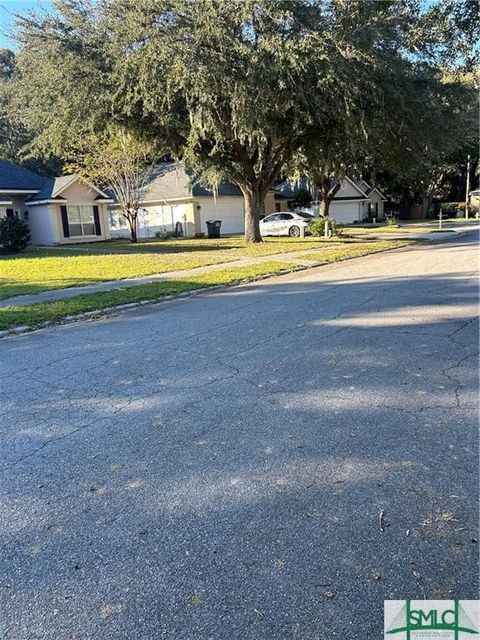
[4,0,478,235]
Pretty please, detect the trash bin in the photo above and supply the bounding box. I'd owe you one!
[205,220,222,238]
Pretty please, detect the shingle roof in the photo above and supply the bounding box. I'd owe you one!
[274,177,313,199]
[26,177,68,202]
[275,177,369,200]
[139,162,243,202]
[0,159,47,191]
[192,182,242,197]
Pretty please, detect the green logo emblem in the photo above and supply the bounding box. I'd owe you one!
[385,600,479,639]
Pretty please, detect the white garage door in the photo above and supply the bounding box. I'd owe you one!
[329,201,362,224]
[199,198,245,235]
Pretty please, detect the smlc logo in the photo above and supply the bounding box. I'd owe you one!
[384,600,479,639]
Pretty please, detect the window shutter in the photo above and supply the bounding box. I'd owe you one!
[60,206,70,237]
[93,205,101,235]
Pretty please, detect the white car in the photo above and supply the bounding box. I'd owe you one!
[260,211,313,237]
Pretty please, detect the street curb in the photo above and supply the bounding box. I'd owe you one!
[0,240,419,340]
[0,264,318,340]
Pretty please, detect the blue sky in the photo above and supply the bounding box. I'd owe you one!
[0,0,52,49]
[0,0,438,51]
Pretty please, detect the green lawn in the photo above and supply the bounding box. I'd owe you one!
[0,235,359,299]
[0,239,413,331]
[0,261,293,330]
[347,224,435,234]
[347,219,479,234]
[295,239,411,262]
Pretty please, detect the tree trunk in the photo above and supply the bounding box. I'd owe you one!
[126,213,138,243]
[130,222,137,243]
[318,198,331,218]
[316,175,338,219]
[242,186,265,243]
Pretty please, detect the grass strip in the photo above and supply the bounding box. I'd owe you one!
[294,239,412,263]
[0,236,363,299]
[0,261,292,331]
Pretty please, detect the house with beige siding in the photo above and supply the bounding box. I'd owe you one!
[0,160,112,245]
[108,162,289,238]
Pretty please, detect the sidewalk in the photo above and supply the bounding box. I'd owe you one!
[348,221,479,241]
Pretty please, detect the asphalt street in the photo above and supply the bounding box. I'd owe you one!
[1,231,478,639]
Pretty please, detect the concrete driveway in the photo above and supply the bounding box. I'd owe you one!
[1,231,478,639]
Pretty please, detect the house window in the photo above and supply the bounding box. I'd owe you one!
[67,205,95,236]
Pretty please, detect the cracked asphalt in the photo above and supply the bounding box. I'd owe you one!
[1,231,478,639]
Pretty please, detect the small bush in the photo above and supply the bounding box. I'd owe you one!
[309,217,341,237]
[0,217,31,253]
[440,202,460,218]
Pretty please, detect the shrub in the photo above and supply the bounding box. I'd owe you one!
[0,217,31,253]
[387,215,399,226]
[440,202,460,218]
[309,217,342,237]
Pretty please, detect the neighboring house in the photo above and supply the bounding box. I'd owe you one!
[108,162,289,238]
[469,189,480,212]
[275,176,387,224]
[0,160,112,245]
[355,179,388,220]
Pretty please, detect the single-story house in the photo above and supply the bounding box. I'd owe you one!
[355,180,388,220]
[0,160,112,245]
[275,176,387,224]
[108,162,289,238]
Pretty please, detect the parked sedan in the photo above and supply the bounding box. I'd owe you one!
[260,211,313,237]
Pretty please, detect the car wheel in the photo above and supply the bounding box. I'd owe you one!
[289,225,300,237]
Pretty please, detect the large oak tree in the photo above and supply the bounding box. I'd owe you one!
[8,0,477,236]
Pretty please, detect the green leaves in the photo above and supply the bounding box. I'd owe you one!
[4,0,477,233]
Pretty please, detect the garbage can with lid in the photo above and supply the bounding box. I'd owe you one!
[205,220,222,238]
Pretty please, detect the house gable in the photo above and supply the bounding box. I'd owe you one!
[27,175,111,204]
[367,187,387,202]
[335,177,368,200]
[54,180,107,204]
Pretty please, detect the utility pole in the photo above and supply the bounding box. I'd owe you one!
[465,154,471,220]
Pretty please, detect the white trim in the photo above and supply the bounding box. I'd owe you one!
[369,186,388,201]
[26,199,67,206]
[344,176,369,198]
[0,189,40,194]
[109,196,195,207]
[28,197,114,206]
[355,179,388,202]
[0,200,13,205]
[51,174,78,197]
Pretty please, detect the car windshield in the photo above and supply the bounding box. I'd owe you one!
[295,212,314,219]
